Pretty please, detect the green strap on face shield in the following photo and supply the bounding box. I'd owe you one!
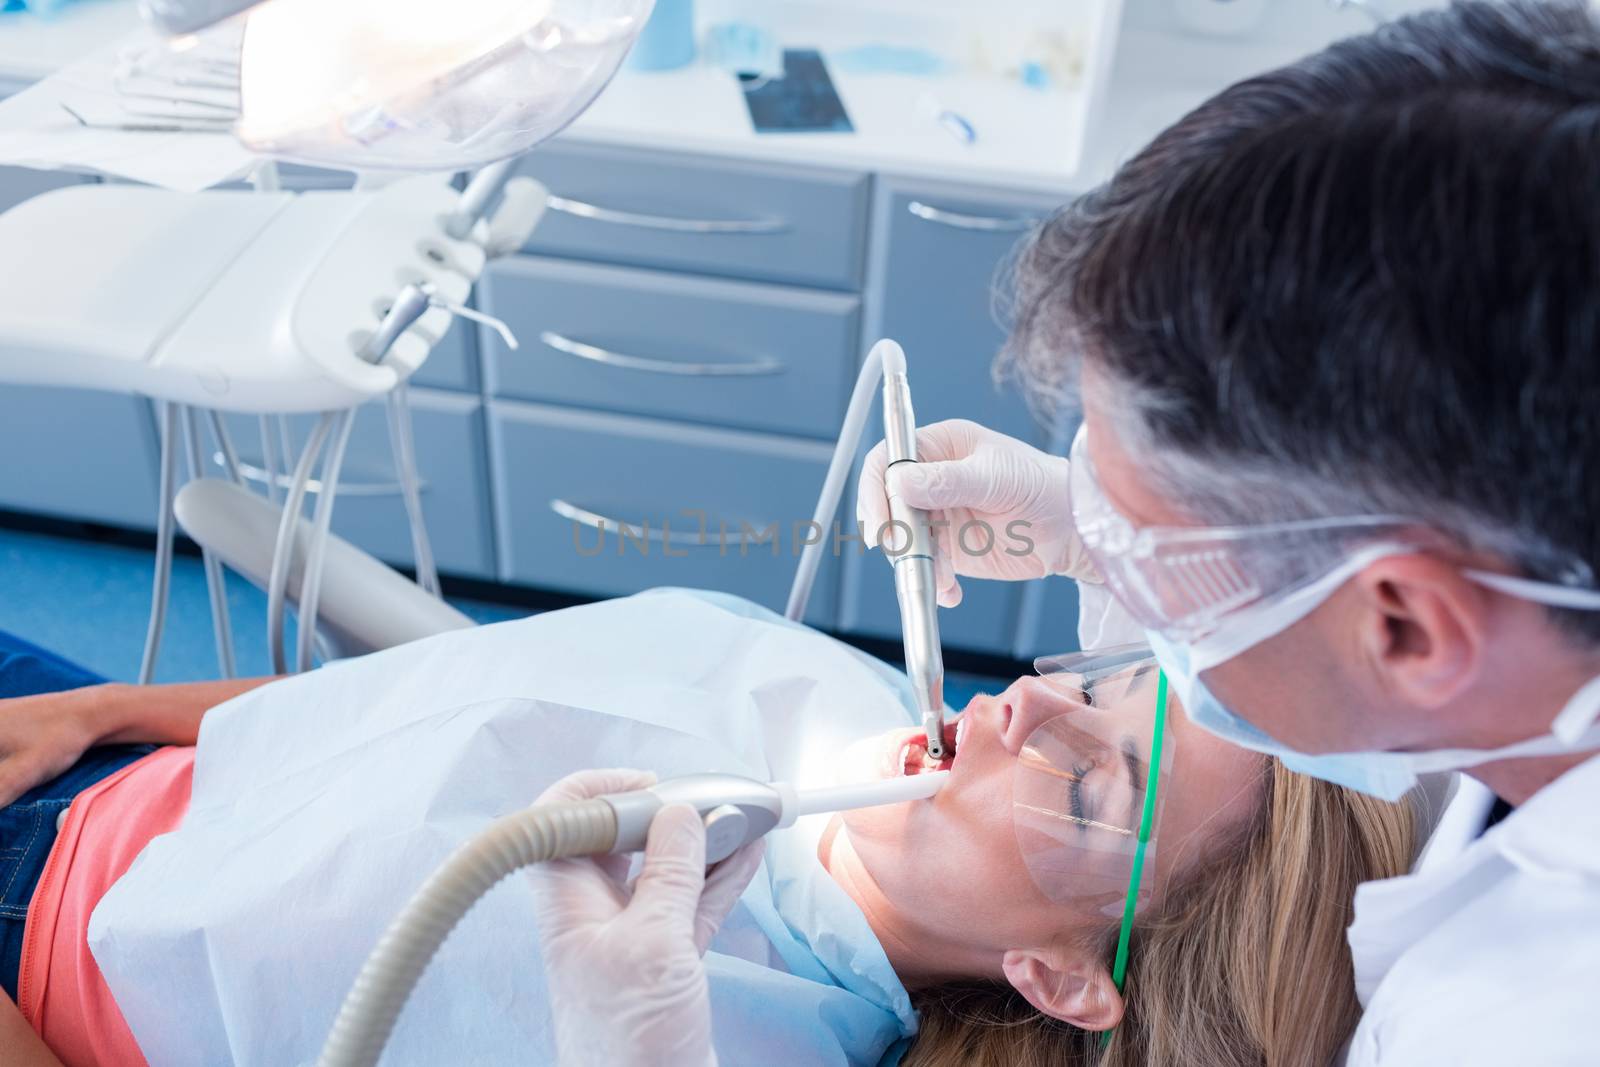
[1101,669,1169,1048]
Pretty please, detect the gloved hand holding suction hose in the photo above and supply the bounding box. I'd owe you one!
[857,419,1097,607]
[316,761,943,1067]
[528,769,766,1067]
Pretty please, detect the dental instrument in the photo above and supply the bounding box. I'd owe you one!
[58,101,234,134]
[317,769,949,1067]
[879,342,949,760]
[785,339,949,756]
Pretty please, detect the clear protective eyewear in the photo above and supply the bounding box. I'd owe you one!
[1014,647,1173,923]
[1066,424,1421,643]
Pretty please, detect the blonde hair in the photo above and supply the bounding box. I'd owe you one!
[903,761,1417,1067]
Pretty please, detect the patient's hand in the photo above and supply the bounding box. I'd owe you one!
[0,677,273,805]
[0,686,101,806]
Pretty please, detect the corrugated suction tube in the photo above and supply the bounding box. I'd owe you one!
[316,798,618,1067]
[317,770,948,1067]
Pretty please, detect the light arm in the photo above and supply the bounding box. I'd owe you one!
[0,990,64,1067]
[0,678,276,806]
[84,678,276,747]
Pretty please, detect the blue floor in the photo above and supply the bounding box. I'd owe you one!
[0,526,1009,704]
[0,528,523,682]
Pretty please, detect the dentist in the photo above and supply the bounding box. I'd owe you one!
[859,2,1600,1064]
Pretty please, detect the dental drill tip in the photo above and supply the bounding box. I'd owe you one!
[924,714,947,761]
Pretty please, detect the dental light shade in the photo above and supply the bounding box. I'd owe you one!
[317,770,949,1067]
[138,0,654,171]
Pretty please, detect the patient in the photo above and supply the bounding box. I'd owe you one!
[0,590,1413,1067]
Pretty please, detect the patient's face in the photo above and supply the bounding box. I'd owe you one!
[825,667,1265,985]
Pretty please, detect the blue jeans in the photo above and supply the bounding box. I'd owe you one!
[0,634,152,1001]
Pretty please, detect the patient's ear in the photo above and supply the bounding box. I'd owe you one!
[1001,948,1123,1031]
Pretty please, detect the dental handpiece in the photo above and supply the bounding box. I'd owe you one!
[876,340,948,760]
[607,770,952,862]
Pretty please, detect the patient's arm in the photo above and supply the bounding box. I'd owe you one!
[0,678,272,806]
[83,679,274,746]
[0,990,63,1067]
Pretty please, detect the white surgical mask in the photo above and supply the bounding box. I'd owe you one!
[1147,544,1600,802]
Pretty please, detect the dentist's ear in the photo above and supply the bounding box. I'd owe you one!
[1353,555,1487,709]
[1001,948,1124,1031]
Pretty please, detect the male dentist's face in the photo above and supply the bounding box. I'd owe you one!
[1075,387,1405,757]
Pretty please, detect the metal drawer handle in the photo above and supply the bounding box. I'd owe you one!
[225,455,427,498]
[539,331,785,378]
[906,200,1039,233]
[545,194,789,235]
[550,498,729,549]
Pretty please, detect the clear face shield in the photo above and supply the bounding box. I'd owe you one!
[136,0,654,170]
[1014,647,1173,920]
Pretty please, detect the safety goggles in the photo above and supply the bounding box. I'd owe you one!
[1066,424,1419,643]
[1014,647,1173,925]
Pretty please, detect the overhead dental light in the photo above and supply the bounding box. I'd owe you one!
[136,0,654,170]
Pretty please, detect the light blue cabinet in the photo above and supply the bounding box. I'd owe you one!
[1015,576,1083,661]
[0,137,1079,665]
[1014,420,1082,658]
[489,399,839,626]
[479,256,859,439]
[218,390,496,579]
[0,167,164,530]
[514,141,871,291]
[841,178,1065,656]
[410,316,478,393]
[0,385,162,529]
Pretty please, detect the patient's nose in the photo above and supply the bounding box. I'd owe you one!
[998,678,1079,756]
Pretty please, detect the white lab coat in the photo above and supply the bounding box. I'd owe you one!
[1343,752,1600,1066]
[1075,580,1600,1066]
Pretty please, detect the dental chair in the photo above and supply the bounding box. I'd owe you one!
[174,477,474,661]
[0,161,546,682]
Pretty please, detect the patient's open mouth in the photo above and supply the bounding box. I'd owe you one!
[899,720,960,776]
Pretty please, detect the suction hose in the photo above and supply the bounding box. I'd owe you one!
[316,799,618,1067]
[318,770,945,1067]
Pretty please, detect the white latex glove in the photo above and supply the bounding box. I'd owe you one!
[529,769,765,1067]
[857,419,1096,608]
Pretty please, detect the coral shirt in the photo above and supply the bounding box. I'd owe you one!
[19,746,195,1067]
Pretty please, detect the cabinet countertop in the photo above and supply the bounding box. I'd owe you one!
[0,0,1140,195]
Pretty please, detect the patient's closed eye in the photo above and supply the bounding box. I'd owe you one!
[1068,762,1091,823]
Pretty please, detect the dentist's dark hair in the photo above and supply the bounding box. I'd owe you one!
[1001,0,1600,641]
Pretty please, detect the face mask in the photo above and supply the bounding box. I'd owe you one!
[1145,546,1600,802]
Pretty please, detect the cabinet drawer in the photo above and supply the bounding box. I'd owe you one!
[480,257,858,438]
[410,316,478,393]
[219,390,495,579]
[489,401,838,626]
[842,178,1066,656]
[0,386,160,529]
[515,140,870,291]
